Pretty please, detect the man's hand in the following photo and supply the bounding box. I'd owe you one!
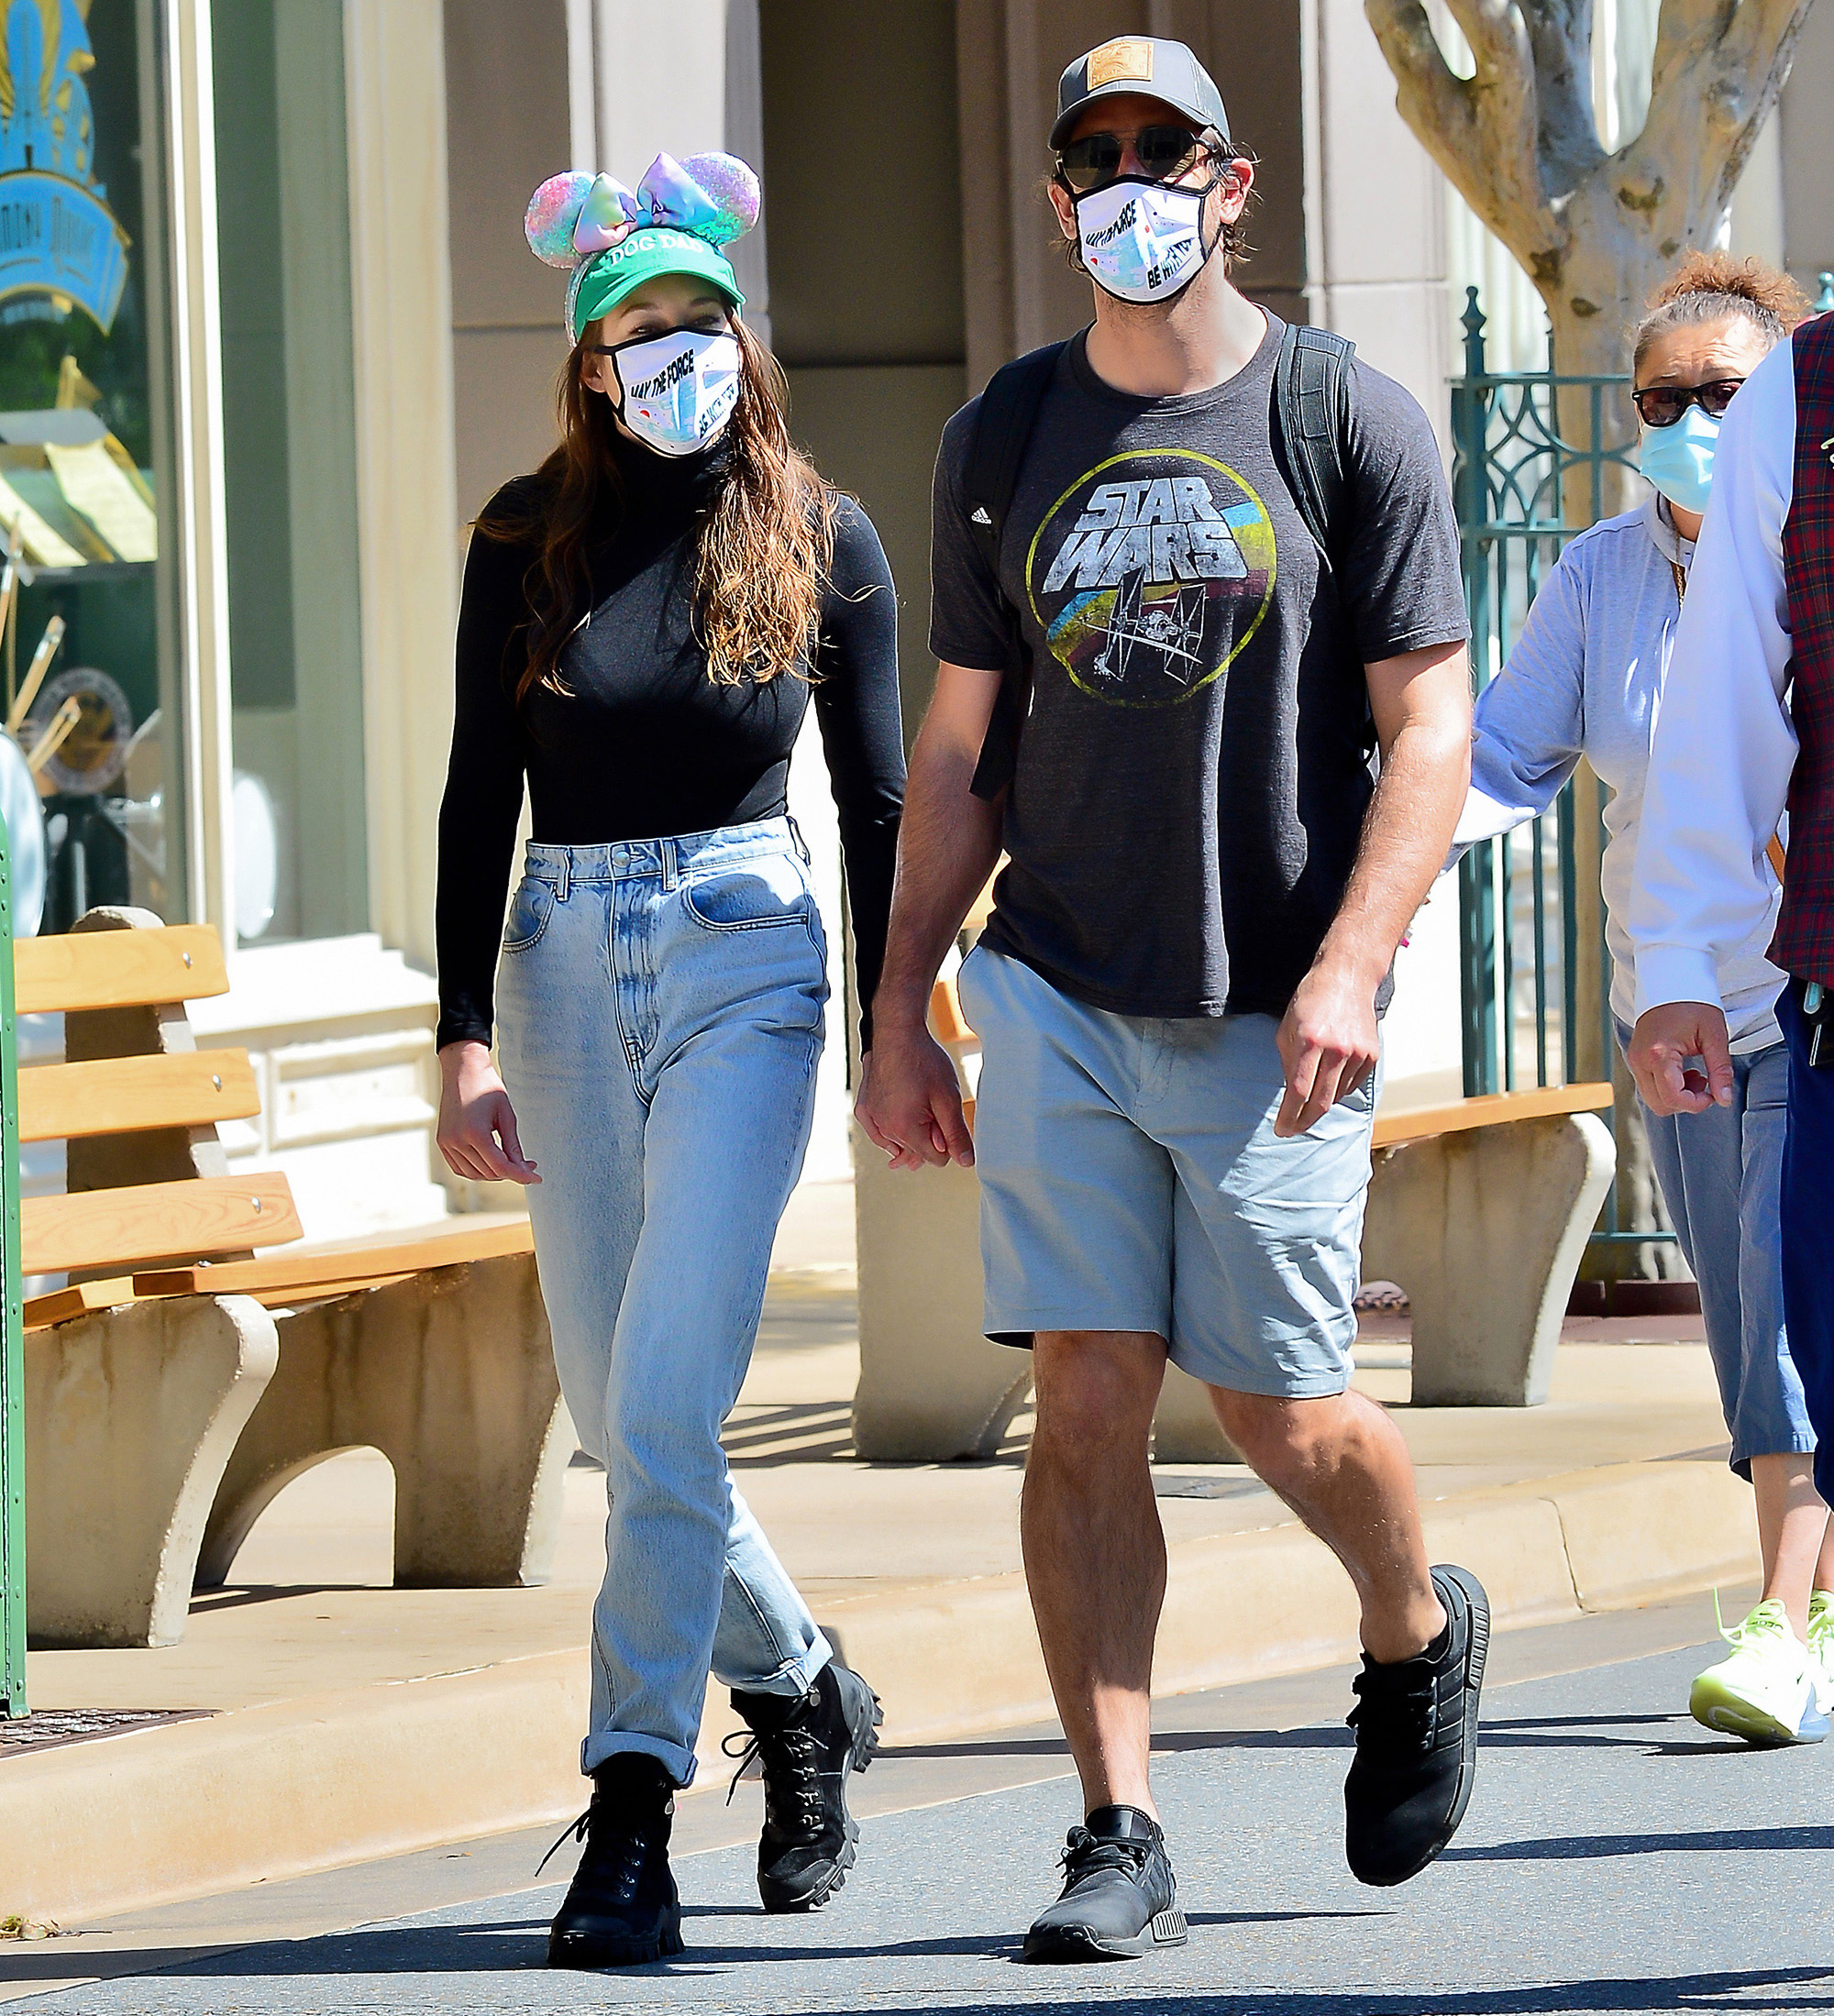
[855,1028,975,1170]
[436,1040,540,1184]
[1274,960,1380,1138]
[1628,1002,1735,1116]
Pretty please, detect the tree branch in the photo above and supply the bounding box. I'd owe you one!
[1366,0,1559,266]
[1522,0,1608,188]
[1631,0,1814,227]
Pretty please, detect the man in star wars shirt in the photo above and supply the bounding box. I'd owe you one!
[857,34,1482,1959]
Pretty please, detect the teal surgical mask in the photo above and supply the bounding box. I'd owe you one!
[1636,405,1719,516]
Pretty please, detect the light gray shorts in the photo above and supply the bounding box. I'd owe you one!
[958,943,1377,1399]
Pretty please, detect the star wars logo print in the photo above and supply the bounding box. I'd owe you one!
[1025,450,1277,707]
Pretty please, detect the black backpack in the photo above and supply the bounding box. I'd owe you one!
[963,321,1358,799]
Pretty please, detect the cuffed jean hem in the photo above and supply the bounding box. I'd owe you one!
[713,1629,834,1702]
[582,1730,698,1788]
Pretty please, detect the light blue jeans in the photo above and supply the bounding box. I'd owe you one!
[1616,1019,1813,1479]
[497,818,834,1784]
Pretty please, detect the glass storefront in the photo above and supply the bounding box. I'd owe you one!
[213,0,365,947]
[0,0,175,935]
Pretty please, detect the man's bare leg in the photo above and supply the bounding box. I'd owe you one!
[1210,1385,1445,1662]
[1022,1329,1168,1817]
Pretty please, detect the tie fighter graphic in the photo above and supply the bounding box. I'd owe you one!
[1093,567,1209,687]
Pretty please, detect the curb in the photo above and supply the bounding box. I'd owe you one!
[2,1458,1756,1925]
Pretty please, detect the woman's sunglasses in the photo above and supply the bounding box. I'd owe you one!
[1055,124,1212,194]
[1631,380,1745,427]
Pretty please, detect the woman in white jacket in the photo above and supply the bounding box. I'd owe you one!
[1461,252,1831,1745]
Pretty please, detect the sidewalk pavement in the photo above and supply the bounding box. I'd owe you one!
[1,1179,1755,1929]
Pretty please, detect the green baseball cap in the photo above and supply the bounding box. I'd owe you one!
[569,224,745,337]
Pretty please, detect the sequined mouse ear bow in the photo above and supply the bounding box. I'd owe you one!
[525,151,760,267]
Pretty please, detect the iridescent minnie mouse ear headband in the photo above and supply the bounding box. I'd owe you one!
[525,151,761,343]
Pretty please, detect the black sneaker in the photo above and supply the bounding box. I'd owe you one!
[727,1659,883,1911]
[1344,1563,1488,1887]
[544,1753,684,1969]
[1022,1805,1189,1963]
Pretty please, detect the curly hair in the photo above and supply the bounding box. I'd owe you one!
[477,316,836,707]
[1631,251,1811,377]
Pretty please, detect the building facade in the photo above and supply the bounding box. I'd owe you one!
[8,0,1830,1238]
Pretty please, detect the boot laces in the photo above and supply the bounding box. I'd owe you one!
[534,1805,650,1901]
[722,1724,828,1841]
[1058,1824,1151,1886]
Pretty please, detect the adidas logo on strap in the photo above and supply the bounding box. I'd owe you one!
[1151,1909,1188,1944]
[969,505,993,525]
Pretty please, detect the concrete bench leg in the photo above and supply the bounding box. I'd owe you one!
[1363,1112,1615,1406]
[198,1251,569,1590]
[851,1125,1033,1460]
[26,1295,279,1647]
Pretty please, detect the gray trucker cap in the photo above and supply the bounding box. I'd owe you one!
[1049,36,1231,150]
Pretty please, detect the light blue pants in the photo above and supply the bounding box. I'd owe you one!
[1617,1020,1813,1479]
[497,819,834,1784]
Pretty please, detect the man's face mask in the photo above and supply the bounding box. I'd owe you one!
[604,327,741,457]
[1636,404,1720,517]
[1070,171,1219,306]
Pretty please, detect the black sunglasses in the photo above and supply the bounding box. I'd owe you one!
[1055,124,1212,194]
[1631,379,1745,427]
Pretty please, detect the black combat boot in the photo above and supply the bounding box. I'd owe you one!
[727,1659,883,1911]
[545,1752,683,1969]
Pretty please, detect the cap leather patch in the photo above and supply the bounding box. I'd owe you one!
[1087,38,1155,89]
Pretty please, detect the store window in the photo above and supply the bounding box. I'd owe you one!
[212,0,365,947]
[0,0,176,936]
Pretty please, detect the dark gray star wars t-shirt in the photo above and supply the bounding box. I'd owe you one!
[929,314,1469,1019]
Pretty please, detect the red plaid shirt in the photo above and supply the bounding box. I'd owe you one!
[1776,314,1834,983]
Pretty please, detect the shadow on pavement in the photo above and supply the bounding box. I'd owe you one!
[1446,1823,1834,1862]
[5,1952,1829,2013]
[888,1716,1705,1765]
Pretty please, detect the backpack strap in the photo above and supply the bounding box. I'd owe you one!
[961,341,1066,801]
[1273,321,1356,580]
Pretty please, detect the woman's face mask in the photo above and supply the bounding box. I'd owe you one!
[1636,403,1719,516]
[1072,175,1216,305]
[606,327,741,457]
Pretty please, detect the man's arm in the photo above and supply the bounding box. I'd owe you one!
[854,662,1005,1170]
[1627,341,1798,1118]
[1276,640,1472,1137]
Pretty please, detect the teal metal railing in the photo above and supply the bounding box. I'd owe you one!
[1,809,23,1717]
[1449,286,1672,1253]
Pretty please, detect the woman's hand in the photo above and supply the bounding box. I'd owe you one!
[436,1040,540,1184]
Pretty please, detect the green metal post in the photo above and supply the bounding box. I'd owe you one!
[1817,273,1834,316]
[0,807,23,1718]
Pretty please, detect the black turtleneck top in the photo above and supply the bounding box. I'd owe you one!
[436,435,905,1052]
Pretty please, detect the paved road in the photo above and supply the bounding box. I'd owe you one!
[6,1595,1833,2016]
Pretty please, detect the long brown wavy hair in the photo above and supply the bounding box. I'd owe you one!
[479,314,836,706]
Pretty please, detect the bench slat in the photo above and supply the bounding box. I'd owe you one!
[132,1216,534,1299]
[22,1173,304,1276]
[15,924,229,1016]
[17,1051,260,1144]
[1372,1081,1615,1150]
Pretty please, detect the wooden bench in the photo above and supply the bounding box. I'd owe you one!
[20,908,568,1649]
[851,968,1616,1462]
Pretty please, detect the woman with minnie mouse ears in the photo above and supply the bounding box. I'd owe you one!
[434,151,903,1971]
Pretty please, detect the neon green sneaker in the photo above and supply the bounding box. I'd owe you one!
[1689,1598,1827,1746]
[1806,1590,1834,1718]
